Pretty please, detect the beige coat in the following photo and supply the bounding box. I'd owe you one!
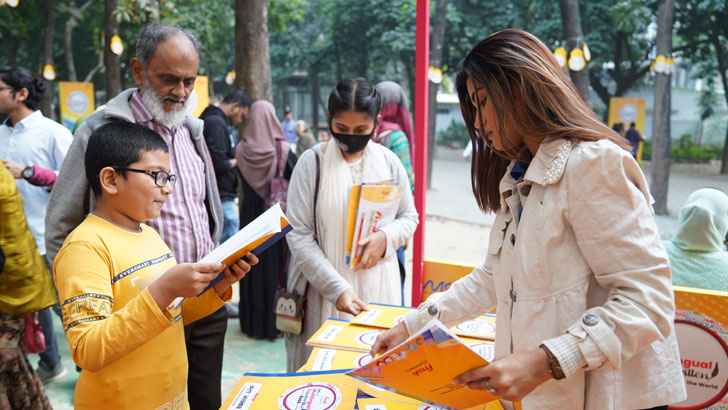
[407,138,686,409]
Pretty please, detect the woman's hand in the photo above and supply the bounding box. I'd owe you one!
[354,231,387,271]
[370,321,409,357]
[0,346,19,372]
[335,289,367,316]
[452,348,552,402]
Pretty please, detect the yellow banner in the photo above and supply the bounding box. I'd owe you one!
[192,75,209,118]
[58,81,95,131]
[608,97,647,163]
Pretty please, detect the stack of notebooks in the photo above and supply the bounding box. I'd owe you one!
[220,303,515,410]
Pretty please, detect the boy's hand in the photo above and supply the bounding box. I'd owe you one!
[213,252,259,296]
[148,262,226,310]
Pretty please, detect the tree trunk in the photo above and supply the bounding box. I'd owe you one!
[558,0,590,102]
[710,32,728,174]
[426,0,448,190]
[41,0,55,119]
[311,68,320,131]
[649,0,674,215]
[234,0,273,102]
[65,0,93,83]
[146,0,160,23]
[104,0,122,101]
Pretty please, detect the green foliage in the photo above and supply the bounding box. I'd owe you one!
[437,120,469,147]
[671,134,722,162]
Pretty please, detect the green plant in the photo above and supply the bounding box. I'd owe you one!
[670,134,721,162]
[437,120,470,147]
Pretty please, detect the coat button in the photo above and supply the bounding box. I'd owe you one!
[521,185,531,196]
[510,234,516,245]
[427,304,438,316]
[583,314,600,326]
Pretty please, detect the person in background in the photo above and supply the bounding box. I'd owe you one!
[295,120,317,157]
[611,122,625,137]
[374,81,415,191]
[665,188,728,291]
[284,78,418,371]
[45,23,240,410]
[625,122,643,158]
[374,81,416,304]
[235,101,297,340]
[0,161,56,409]
[372,30,684,409]
[0,65,72,384]
[200,90,252,244]
[281,109,297,148]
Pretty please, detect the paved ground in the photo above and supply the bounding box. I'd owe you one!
[39,146,727,407]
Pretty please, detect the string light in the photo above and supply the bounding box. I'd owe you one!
[42,64,56,81]
[553,47,567,68]
[225,70,236,86]
[568,48,586,71]
[110,35,124,56]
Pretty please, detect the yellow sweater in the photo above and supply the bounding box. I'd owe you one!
[54,214,230,410]
[0,162,56,315]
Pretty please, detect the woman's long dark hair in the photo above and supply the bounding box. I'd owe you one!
[455,29,631,213]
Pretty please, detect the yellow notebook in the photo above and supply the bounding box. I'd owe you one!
[346,181,402,267]
[220,370,358,410]
[306,319,495,362]
[299,347,374,372]
[352,303,497,340]
[347,319,497,410]
[306,319,387,353]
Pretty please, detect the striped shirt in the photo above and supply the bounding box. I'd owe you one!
[128,90,215,263]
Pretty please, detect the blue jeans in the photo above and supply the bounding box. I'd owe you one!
[220,199,240,244]
[39,255,60,368]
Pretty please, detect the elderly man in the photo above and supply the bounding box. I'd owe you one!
[46,23,242,410]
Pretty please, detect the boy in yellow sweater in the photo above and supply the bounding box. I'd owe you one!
[53,122,257,409]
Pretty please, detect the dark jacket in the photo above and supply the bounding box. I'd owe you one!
[201,105,238,201]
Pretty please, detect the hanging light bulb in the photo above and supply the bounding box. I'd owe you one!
[225,70,236,85]
[665,58,675,75]
[42,64,56,81]
[553,47,567,68]
[428,66,443,84]
[568,48,586,71]
[110,35,124,56]
[6,0,18,7]
[582,42,591,62]
[653,55,666,74]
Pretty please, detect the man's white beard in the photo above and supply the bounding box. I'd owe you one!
[140,82,197,130]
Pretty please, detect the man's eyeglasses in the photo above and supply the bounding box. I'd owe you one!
[113,167,177,187]
[0,86,14,93]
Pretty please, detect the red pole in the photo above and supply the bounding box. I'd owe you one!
[411,0,429,306]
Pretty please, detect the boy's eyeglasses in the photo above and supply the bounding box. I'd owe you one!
[113,167,177,187]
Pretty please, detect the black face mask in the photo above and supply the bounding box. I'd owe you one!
[330,129,374,155]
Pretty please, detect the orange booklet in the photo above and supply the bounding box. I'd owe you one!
[220,370,358,410]
[347,319,497,410]
[352,303,497,340]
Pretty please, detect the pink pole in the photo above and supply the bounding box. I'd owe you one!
[411,0,429,306]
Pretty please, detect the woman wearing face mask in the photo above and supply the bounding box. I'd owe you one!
[372,30,685,409]
[284,78,419,371]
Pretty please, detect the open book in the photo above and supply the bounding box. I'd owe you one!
[171,203,293,308]
[347,318,496,410]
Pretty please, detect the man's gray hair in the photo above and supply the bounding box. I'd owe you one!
[135,23,200,68]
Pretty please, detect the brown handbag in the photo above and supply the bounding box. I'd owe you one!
[273,150,320,335]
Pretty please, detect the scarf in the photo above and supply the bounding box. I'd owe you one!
[236,100,290,198]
